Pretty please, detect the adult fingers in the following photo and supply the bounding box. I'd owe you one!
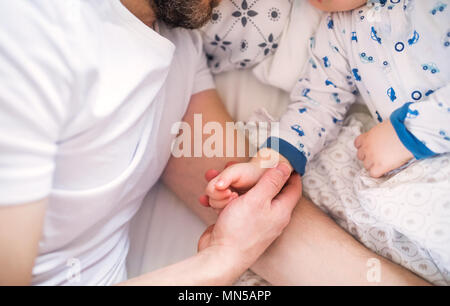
[205,169,220,182]
[224,161,238,169]
[246,163,291,203]
[271,173,302,213]
[198,194,210,207]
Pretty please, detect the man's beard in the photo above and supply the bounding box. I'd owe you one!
[150,0,220,29]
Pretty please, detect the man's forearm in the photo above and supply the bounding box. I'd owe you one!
[118,246,245,286]
[162,89,249,224]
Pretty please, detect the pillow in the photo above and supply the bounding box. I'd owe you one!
[200,0,292,74]
[252,0,325,92]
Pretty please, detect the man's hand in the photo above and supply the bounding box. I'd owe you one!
[354,120,413,178]
[121,163,301,286]
[198,163,302,269]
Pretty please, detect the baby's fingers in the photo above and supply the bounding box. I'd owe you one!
[357,148,365,161]
[209,192,239,209]
[213,167,242,191]
[206,180,232,198]
[354,134,365,149]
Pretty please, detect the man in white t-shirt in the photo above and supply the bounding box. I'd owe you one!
[0,0,428,286]
[0,0,304,286]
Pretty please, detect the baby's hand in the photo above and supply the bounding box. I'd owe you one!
[205,161,266,210]
[354,120,413,178]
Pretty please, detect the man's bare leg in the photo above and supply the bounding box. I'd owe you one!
[251,197,429,285]
[179,194,428,285]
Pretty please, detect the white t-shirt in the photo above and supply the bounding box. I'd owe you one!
[0,0,214,285]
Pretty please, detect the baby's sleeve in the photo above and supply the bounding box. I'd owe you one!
[390,84,450,159]
[264,13,357,175]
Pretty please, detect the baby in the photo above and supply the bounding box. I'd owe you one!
[205,0,449,206]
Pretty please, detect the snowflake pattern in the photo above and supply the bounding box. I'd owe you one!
[231,0,258,27]
[201,0,292,73]
[258,33,279,56]
[210,34,232,51]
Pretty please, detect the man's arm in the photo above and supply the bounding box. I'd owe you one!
[0,2,70,286]
[120,245,244,285]
[121,164,301,285]
[0,199,47,285]
[162,89,250,224]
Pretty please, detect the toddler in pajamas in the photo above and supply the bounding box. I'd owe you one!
[206,0,450,284]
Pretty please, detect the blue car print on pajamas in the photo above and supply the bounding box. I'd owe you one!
[370,0,387,5]
[439,130,450,141]
[327,16,334,29]
[299,108,308,114]
[302,88,311,99]
[331,93,341,103]
[370,27,382,44]
[329,42,339,53]
[408,30,420,45]
[310,37,315,48]
[309,58,317,69]
[323,56,330,68]
[296,142,311,157]
[316,127,326,137]
[302,88,318,105]
[381,60,392,72]
[387,87,397,102]
[406,108,419,119]
[360,52,375,63]
[333,117,343,124]
[422,63,440,74]
[325,79,337,88]
[443,31,450,47]
[430,2,447,15]
[375,111,383,122]
[425,89,435,97]
[351,31,358,42]
[352,68,362,81]
[291,124,305,137]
